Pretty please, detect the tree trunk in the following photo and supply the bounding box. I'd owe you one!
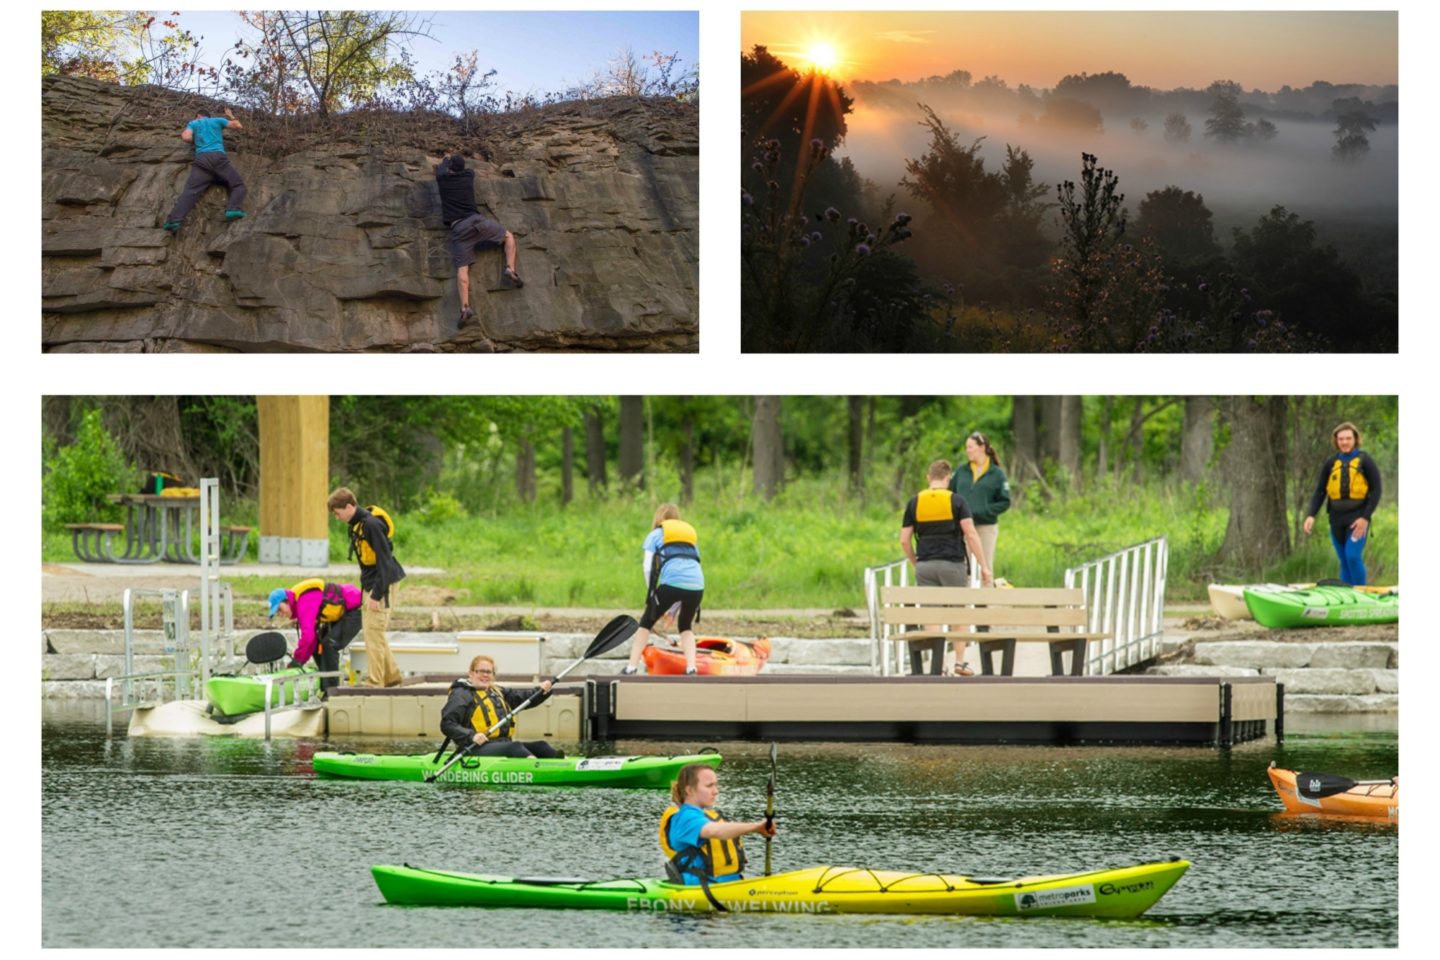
[1218,396,1291,569]
[1059,395,1082,483]
[1096,395,1113,482]
[515,433,536,503]
[618,396,644,489]
[847,396,864,498]
[561,426,574,506]
[679,410,695,505]
[1180,396,1215,484]
[1011,396,1039,481]
[1039,396,1063,467]
[1129,397,1145,485]
[752,396,784,500]
[584,410,607,495]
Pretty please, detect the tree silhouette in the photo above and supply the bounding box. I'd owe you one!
[741,45,853,154]
[1204,88,1247,143]
[1135,187,1221,265]
[1163,112,1192,143]
[1332,102,1378,162]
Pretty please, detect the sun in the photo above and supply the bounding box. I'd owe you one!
[804,41,840,74]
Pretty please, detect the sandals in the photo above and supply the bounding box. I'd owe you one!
[951,662,975,678]
[505,267,524,288]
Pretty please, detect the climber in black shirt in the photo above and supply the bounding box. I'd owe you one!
[436,153,523,327]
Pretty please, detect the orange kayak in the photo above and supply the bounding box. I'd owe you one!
[642,637,772,676]
[1267,762,1398,820]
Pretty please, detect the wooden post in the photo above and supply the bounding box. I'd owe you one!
[257,396,330,567]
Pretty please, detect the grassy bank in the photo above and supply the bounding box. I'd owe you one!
[42,477,1399,610]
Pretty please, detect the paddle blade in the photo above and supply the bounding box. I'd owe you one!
[585,615,639,659]
[1296,771,1359,799]
[246,631,288,665]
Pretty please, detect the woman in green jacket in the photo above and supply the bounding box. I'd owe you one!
[949,431,1011,578]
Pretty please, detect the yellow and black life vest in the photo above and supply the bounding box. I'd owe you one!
[349,505,395,567]
[1325,456,1370,504]
[658,804,745,880]
[649,519,701,594]
[914,488,962,540]
[468,686,514,740]
[290,578,349,623]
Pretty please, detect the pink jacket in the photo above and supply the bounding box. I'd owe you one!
[286,583,363,664]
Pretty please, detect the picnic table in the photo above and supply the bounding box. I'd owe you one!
[63,494,249,564]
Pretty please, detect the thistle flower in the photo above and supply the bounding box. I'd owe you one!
[825,206,840,222]
[856,243,871,257]
[741,190,753,206]
[751,161,764,174]
[810,138,823,151]
[810,231,822,243]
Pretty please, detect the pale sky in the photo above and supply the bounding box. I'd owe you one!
[740,11,1398,91]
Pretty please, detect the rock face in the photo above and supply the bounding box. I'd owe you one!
[42,77,699,352]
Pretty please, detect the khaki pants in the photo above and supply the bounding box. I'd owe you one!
[362,583,403,687]
[975,524,999,575]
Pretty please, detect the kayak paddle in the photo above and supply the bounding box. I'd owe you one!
[424,615,639,783]
[1295,769,1396,800]
[764,740,777,876]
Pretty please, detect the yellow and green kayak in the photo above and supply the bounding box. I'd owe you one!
[372,858,1189,917]
[314,751,721,788]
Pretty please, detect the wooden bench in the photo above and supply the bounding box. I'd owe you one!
[879,586,1111,676]
[64,522,125,563]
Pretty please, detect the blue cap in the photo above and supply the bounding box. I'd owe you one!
[267,588,289,619]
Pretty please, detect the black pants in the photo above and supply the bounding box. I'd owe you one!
[641,584,703,631]
[167,152,247,222]
[471,739,563,758]
[312,607,361,691]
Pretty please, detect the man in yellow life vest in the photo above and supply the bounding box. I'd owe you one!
[1302,421,1383,586]
[660,763,775,888]
[327,487,405,687]
[438,655,562,758]
[900,459,993,676]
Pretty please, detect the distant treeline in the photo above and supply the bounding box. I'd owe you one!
[740,47,1396,353]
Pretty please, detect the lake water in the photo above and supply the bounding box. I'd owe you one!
[41,705,1397,948]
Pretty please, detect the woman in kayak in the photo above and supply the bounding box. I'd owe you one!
[1302,421,1383,586]
[622,504,705,675]
[439,655,561,758]
[659,763,775,886]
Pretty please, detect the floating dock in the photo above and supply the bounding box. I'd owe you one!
[319,673,1279,747]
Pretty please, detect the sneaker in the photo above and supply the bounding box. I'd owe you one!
[684,667,698,676]
[161,221,181,232]
[458,306,475,327]
[224,209,246,220]
[620,665,638,675]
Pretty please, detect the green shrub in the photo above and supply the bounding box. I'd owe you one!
[42,410,134,530]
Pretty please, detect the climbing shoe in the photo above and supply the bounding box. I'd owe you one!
[458,307,475,327]
[505,267,524,288]
[161,221,181,232]
[224,209,246,220]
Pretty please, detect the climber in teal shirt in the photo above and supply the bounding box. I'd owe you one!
[162,107,248,232]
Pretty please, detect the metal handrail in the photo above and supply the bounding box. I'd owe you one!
[1064,536,1169,675]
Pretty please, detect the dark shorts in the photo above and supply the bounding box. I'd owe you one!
[449,213,507,269]
[641,584,703,632]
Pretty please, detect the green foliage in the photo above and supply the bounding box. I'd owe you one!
[42,10,147,80]
[1135,187,1222,265]
[269,11,430,115]
[42,410,134,530]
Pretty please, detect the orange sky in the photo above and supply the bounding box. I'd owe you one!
[740,11,1398,90]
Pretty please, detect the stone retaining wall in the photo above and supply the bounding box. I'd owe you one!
[1146,640,1398,713]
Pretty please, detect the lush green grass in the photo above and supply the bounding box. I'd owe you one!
[43,476,1399,609]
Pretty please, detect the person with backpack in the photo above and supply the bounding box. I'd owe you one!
[622,504,704,675]
[327,487,406,687]
[267,579,363,692]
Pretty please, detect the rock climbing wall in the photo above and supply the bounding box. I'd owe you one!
[41,76,699,352]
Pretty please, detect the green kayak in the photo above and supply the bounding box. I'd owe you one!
[313,751,722,788]
[371,858,1190,917]
[204,666,322,717]
[1243,584,1399,629]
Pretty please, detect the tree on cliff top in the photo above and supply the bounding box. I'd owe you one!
[272,11,433,115]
